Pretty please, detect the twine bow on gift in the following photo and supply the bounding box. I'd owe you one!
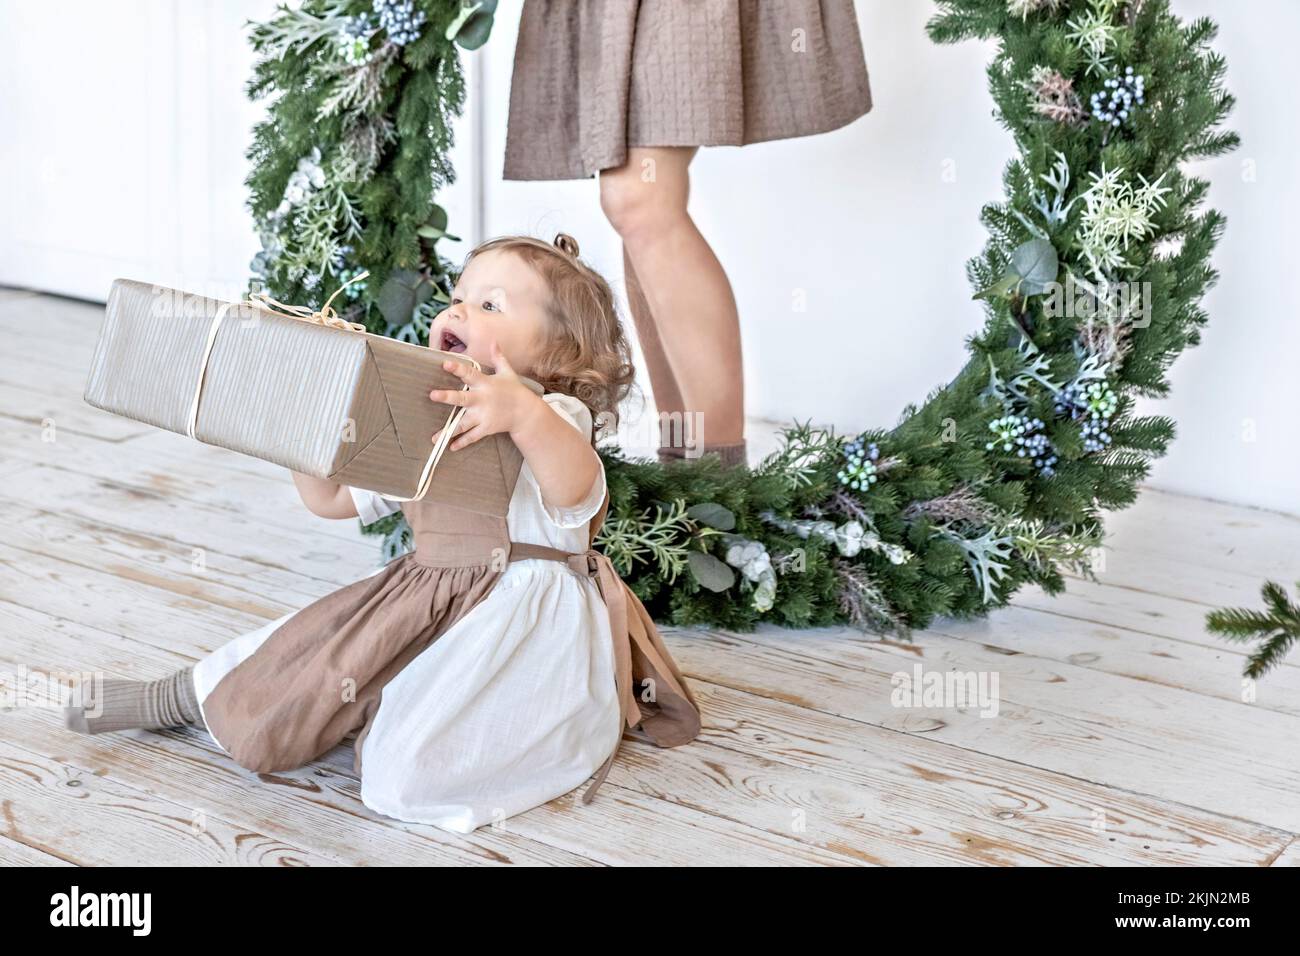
[246,269,371,333]
[185,271,477,503]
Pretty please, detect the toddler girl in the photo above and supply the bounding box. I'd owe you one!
[62,233,700,834]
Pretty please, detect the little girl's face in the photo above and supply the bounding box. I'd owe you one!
[432,249,548,373]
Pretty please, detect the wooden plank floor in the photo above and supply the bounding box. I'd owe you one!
[1,286,1297,866]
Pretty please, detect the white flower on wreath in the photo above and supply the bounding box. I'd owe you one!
[760,511,912,565]
[723,538,778,613]
[275,146,326,217]
[864,529,912,566]
[726,539,771,582]
[751,573,777,613]
[835,521,865,557]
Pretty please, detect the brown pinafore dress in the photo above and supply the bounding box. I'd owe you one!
[503,0,874,181]
[199,433,701,807]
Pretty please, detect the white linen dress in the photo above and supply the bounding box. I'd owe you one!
[192,392,623,834]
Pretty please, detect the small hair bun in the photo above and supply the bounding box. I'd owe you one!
[553,233,580,258]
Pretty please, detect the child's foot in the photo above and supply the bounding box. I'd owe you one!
[62,667,202,735]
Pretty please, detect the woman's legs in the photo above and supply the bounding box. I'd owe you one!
[599,146,747,466]
[621,245,686,423]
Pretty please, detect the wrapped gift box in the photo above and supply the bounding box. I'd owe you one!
[83,278,539,515]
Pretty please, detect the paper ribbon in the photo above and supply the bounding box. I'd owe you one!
[570,547,640,804]
[247,269,371,333]
[185,270,476,502]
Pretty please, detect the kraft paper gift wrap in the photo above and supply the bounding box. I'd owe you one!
[84,278,542,514]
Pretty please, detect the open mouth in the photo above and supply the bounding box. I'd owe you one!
[438,328,468,353]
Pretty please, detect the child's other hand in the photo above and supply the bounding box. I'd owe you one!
[429,340,542,452]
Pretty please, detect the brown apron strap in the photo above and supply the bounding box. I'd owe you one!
[507,541,574,564]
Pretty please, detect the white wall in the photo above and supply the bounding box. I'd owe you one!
[1,0,271,304]
[0,0,480,305]
[1,1,1294,514]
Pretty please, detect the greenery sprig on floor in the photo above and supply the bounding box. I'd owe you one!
[242,0,1237,636]
[1207,583,1300,679]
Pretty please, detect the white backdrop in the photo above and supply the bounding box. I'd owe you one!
[1,0,1294,514]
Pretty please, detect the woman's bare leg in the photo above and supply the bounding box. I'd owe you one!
[621,244,686,419]
[599,146,746,460]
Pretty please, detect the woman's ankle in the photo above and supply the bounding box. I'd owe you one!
[658,437,747,469]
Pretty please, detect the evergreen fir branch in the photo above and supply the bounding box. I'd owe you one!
[318,42,399,120]
[1206,581,1300,679]
[926,2,999,45]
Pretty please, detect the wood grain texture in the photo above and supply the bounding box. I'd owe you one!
[2,289,1297,865]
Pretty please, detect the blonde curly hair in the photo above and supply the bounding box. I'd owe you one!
[459,233,636,439]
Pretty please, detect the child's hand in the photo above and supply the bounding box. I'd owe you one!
[429,341,542,452]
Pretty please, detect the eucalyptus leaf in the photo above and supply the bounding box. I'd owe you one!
[446,0,497,50]
[687,551,736,592]
[417,226,462,243]
[444,2,481,40]
[1009,237,1059,297]
[973,273,1019,301]
[417,204,460,243]
[426,203,449,233]
[376,269,434,327]
[686,501,736,531]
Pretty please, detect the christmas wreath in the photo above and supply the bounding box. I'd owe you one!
[242,0,1235,635]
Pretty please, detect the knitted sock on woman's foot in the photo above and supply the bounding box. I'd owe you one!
[63,666,202,735]
[659,439,747,468]
[657,444,688,464]
[706,439,748,469]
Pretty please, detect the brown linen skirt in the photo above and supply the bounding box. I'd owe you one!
[503,0,873,181]
[200,552,503,775]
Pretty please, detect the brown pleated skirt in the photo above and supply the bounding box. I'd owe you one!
[503,0,873,181]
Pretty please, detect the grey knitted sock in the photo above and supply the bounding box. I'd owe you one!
[707,439,749,469]
[658,439,748,468]
[63,667,202,735]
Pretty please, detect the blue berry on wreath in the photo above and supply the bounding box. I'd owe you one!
[1019,430,1059,476]
[1056,380,1117,455]
[1090,66,1145,128]
[987,414,1057,476]
[338,13,376,65]
[837,436,880,491]
[376,0,426,46]
[1080,418,1112,453]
